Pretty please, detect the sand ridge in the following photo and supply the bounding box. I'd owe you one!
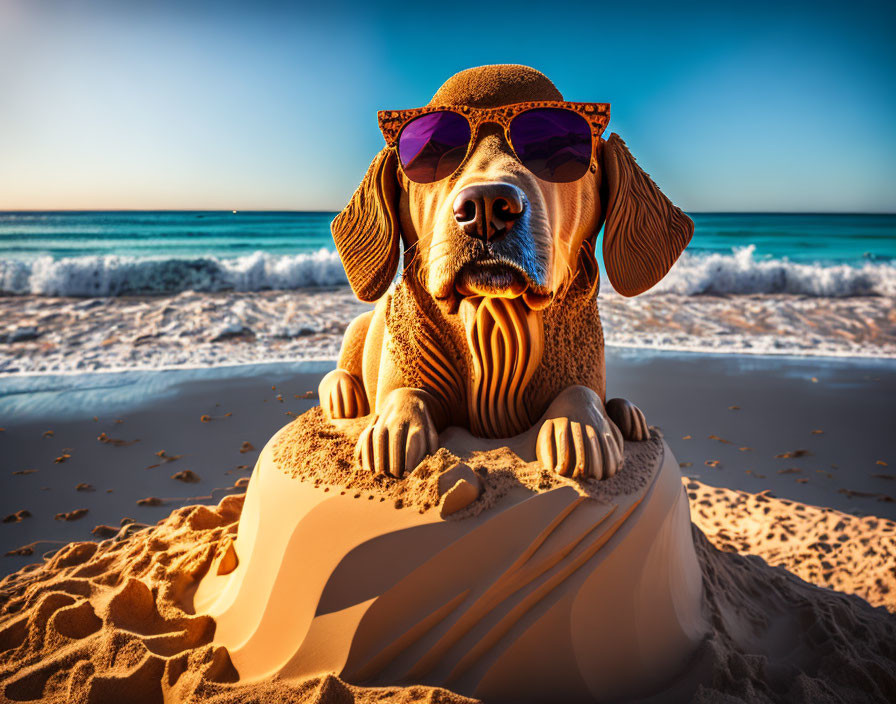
[0,496,243,703]
[691,525,896,702]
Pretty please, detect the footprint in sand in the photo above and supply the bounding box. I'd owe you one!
[55,508,88,521]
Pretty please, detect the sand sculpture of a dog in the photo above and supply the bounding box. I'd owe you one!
[319,65,693,479]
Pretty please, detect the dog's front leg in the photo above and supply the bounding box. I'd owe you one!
[534,386,646,481]
[355,388,440,477]
[319,310,374,419]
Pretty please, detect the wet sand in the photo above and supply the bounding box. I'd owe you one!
[0,363,326,575]
[606,349,896,517]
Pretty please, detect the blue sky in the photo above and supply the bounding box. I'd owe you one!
[1,0,894,212]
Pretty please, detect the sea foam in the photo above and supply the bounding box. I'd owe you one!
[0,246,894,298]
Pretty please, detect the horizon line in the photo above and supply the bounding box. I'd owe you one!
[1,209,895,216]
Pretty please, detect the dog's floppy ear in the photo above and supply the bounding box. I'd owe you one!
[600,133,694,297]
[331,148,401,302]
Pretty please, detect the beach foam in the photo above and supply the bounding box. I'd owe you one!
[2,286,895,376]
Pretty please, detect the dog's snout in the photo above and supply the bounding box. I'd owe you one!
[453,183,526,241]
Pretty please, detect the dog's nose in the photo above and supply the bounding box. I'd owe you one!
[453,183,526,241]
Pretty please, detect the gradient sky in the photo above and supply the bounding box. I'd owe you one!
[1,0,894,212]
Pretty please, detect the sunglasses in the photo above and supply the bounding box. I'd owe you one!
[378,101,610,185]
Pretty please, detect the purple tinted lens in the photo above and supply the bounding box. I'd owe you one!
[398,111,471,183]
[509,108,592,182]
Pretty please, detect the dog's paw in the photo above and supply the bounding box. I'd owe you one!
[319,369,369,420]
[536,415,624,480]
[355,388,439,477]
[605,398,649,442]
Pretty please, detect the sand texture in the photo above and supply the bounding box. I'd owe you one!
[1,410,894,702]
[5,350,893,575]
[688,480,896,612]
[271,407,663,519]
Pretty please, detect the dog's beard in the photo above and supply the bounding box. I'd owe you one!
[459,294,545,438]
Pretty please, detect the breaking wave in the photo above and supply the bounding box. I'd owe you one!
[0,250,347,296]
[1,246,894,298]
[646,246,896,297]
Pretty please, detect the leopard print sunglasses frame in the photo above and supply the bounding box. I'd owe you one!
[377,101,610,183]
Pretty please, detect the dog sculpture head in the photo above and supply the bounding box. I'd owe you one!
[332,64,693,307]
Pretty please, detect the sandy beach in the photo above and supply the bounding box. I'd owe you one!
[1,351,894,702]
[3,347,893,577]
[0,363,328,574]
[2,334,895,702]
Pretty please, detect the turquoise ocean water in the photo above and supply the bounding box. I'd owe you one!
[0,211,894,296]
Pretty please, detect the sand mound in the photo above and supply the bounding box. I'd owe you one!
[1,417,894,702]
[0,497,238,703]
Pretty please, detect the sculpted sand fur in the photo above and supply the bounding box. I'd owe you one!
[320,64,693,479]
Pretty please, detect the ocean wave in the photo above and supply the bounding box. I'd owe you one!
[0,250,348,296]
[648,246,896,297]
[1,246,894,298]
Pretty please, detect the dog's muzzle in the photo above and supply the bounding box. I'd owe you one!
[440,182,553,309]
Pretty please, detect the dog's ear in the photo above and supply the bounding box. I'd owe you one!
[331,148,401,302]
[600,133,694,297]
